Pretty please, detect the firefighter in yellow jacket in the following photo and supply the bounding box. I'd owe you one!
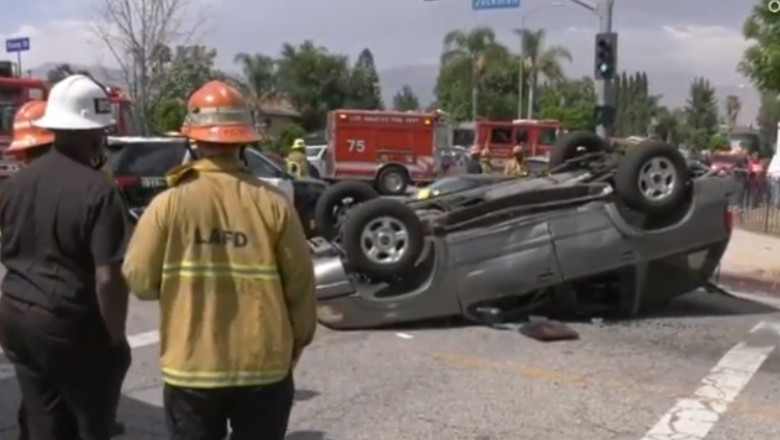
[286,138,310,177]
[122,80,316,440]
[479,146,494,174]
[503,145,529,177]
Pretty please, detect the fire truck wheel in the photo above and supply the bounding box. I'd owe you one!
[376,166,409,196]
[315,181,379,240]
[549,131,610,168]
[342,198,425,281]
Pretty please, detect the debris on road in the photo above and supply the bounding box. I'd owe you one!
[520,320,579,342]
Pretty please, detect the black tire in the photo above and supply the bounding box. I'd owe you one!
[300,203,317,238]
[614,140,689,215]
[549,130,610,167]
[342,198,425,281]
[314,181,379,240]
[375,166,409,195]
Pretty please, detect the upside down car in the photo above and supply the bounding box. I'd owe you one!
[310,131,733,330]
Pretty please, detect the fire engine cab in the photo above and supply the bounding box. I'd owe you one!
[323,109,450,195]
[475,119,560,169]
[0,60,138,153]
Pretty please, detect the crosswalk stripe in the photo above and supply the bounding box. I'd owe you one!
[638,320,780,440]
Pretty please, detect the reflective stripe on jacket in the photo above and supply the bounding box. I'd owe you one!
[122,157,317,388]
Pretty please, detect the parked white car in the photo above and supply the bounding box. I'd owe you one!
[306,144,327,178]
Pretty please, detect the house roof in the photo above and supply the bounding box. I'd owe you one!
[258,99,300,118]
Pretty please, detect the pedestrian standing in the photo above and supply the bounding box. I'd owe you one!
[0,74,131,440]
[465,145,483,174]
[122,80,317,440]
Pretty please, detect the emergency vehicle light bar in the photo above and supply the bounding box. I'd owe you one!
[512,119,559,124]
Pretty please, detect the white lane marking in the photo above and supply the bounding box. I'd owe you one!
[638,320,780,440]
[395,332,414,340]
[0,330,160,381]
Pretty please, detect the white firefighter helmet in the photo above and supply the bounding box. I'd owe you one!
[35,74,115,130]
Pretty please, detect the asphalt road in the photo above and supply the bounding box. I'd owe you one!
[2,277,780,439]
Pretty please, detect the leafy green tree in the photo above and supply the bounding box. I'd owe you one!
[756,91,780,147]
[537,77,595,130]
[346,48,384,110]
[652,106,685,144]
[146,45,225,134]
[151,98,186,134]
[439,27,499,121]
[613,71,660,137]
[276,41,351,131]
[233,52,279,116]
[724,95,741,131]
[684,77,719,149]
[513,28,572,117]
[477,44,520,119]
[739,1,780,93]
[392,85,421,111]
[708,133,729,150]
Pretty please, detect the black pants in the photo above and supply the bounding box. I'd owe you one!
[16,342,130,440]
[0,298,131,440]
[164,374,295,440]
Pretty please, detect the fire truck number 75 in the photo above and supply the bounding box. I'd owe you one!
[347,139,365,152]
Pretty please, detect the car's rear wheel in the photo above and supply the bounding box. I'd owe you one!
[342,198,424,281]
[614,140,689,215]
[549,131,610,168]
[314,181,379,240]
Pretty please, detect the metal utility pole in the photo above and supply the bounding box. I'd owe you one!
[567,0,615,138]
[517,2,564,119]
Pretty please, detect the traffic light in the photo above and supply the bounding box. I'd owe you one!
[594,32,618,80]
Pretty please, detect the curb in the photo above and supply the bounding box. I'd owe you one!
[713,271,780,295]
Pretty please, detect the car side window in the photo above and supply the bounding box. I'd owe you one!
[108,141,188,176]
[243,149,287,179]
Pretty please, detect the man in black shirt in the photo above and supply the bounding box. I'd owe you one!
[465,145,483,174]
[0,74,131,440]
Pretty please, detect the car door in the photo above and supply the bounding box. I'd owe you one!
[242,149,295,200]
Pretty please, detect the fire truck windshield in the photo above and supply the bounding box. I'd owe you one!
[538,127,557,145]
[0,104,15,134]
[0,87,21,136]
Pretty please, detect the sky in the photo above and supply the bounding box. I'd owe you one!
[0,0,763,121]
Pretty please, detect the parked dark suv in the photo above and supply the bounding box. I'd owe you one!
[106,136,327,236]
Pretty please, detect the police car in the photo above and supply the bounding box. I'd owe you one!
[106,136,327,236]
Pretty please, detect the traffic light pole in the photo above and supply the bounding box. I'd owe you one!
[567,0,614,138]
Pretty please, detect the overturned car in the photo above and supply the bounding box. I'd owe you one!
[311,132,733,330]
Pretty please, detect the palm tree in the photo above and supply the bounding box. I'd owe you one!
[725,95,741,132]
[512,28,572,117]
[233,52,279,125]
[441,27,499,121]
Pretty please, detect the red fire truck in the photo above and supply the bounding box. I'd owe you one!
[458,118,560,170]
[323,109,450,195]
[0,61,137,152]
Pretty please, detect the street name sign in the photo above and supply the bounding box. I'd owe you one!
[5,37,30,53]
[472,0,521,10]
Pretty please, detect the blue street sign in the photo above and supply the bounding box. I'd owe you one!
[472,0,520,10]
[5,37,30,53]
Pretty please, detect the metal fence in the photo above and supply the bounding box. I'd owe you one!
[732,174,780,235]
